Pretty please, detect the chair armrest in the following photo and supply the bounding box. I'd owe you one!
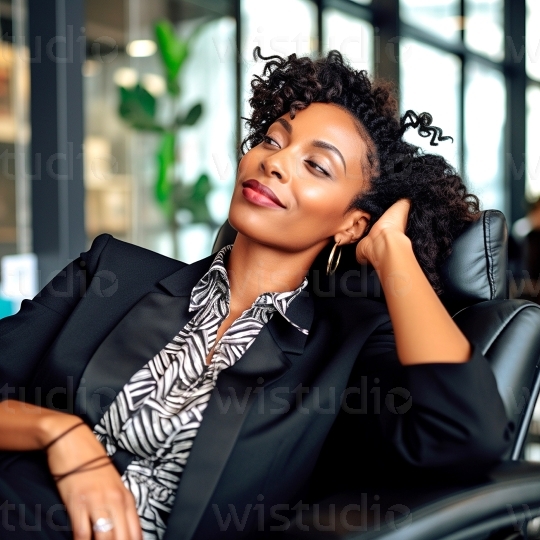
[279,462,540,540]
[452,299,540,458]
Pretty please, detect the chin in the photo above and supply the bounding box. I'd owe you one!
[227,200,274,245]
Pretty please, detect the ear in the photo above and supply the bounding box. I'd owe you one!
[335,209,371,245]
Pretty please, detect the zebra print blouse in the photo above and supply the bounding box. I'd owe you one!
[93,244,309,540]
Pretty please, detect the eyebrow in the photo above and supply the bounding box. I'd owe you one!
[275,117,347,173]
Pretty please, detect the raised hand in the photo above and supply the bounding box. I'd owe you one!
[356,198,412,267]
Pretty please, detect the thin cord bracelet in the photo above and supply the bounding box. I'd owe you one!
[53,460,114,483]
[43,420,86,452]
[52,455,113,482]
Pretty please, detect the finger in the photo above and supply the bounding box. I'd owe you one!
[90,506,115,540]
[68,502,92,540]
[108,504,131,540]
[356,241,379,267]
[399,197,412,206]
[390,198,411,217]
[399,198,411,214]
[355,240,368,264]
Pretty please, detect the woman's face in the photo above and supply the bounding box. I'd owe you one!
[229,102,371,253]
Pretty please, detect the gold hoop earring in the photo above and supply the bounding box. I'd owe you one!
[326,241,342,275]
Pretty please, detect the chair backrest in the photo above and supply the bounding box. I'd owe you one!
[212,211,540,458]
[439,210,508,314]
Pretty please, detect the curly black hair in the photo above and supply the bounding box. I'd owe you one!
[239,47,481,295]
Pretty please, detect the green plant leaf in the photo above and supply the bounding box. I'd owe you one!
[118,84,162,131]
[156,132,176,213]
[154,20,189,94]
[176,103,203,128]
[191,173,211,201]
[167,78,181,96]
[173,173,212,224]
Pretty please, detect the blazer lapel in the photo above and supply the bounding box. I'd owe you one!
[163,290,314,540]
[74,254,217,426]
[74,293,193,426]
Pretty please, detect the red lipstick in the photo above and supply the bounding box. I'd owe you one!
[241,179,285,209]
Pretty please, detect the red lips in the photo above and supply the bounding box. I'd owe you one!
[241,179,285,209]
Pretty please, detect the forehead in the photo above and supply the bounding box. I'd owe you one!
[277,103,366,149]
[275,102,368,174]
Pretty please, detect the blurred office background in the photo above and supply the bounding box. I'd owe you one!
[0,0,540,453]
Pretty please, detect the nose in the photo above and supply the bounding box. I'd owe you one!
[260,151,290,183]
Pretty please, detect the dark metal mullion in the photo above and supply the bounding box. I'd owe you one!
[235,0,241,159]
[28,0,86,286]
[371,0,400,87]
[401,22,505,74]
[460,0,466,177]
[323,0,373,22]
[460,57,466,177]
[504,0,527,224]
[316,0,323,56]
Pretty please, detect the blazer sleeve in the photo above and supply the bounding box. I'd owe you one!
[355,318,512,473]
[0,234,112,399]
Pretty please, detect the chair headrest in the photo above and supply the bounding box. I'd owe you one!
[439,210,508,314]
[212,209,508,314]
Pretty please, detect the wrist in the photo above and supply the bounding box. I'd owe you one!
[371,230,412,270]
[38,411,82,450]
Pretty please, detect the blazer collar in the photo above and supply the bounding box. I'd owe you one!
[158,253,217,297]
[157,252,315,354]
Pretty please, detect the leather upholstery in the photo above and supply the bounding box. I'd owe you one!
[440,210,508,315]
[453,299,540,458]
[212,219,237,254]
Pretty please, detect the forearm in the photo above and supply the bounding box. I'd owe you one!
[0,399,80,451]
[374,232,471,365]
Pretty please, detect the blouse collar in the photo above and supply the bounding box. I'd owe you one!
[189,244,309,335]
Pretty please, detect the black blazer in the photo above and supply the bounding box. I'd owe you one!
[0,234,512,539]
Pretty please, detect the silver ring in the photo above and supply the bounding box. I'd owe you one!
[92,517,114,533]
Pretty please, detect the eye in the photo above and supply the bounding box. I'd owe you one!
[262,135,280,148]
[305,160,330,177]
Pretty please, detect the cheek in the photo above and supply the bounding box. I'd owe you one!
[235,158,246,185]
[237,150,258,177]
[294,182,350,222]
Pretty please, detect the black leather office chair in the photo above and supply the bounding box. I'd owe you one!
[212,210,540,539]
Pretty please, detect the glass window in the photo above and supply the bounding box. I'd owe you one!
[85,2,236,263]
[176,18,237,263]
[465,0,504,61]
[0,1,32,317]
[464,62,506,212]
[526,84,540,200]
[400,0,461,42]
[240,0,317,142]
[527,0,540,81]
[323,8,373,73]
[400,39,461,171]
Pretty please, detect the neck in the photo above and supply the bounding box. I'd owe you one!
[225,233,323,314]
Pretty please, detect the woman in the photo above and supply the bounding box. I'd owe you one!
[0,48,511,540]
